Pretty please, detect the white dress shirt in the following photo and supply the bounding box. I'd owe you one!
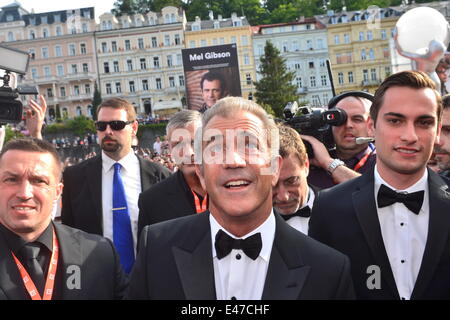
[285,188,315,235]
[102,150,142,252]
[210,211,276,300]
[374,165,429,300]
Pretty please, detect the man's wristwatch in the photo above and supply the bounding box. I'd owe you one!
[327,159,345,175]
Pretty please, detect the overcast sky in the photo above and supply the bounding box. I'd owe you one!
[0,0,116,20]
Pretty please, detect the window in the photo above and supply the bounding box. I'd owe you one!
[127,59,133,71]
[112,41,117,52]
[80,43,86,54]
[46,88,53,98]
[242,35,248,46]
[7,32,14,41]
[220,38,225,44]
[309,61,315,69]
[151,37,157,48]
[246,73,252,85]
[179,75,185,86]
[138,38,144,49]
[383,47,390,58]
[30,30,36,39]
[42,47,49,59]
[85,84,91,94]
[282,42,289,52]
[104,62,110,73]
[43,28,49,38]
[142,79,149,91]
[83,63,88,73]
[189,40,195,48]
[175,34,181,45]
[106,83,112,94]
[176,54,182,66]
[55,46,62,57]
[296,77,302,88]
[371,68,377,81]
[71,64,78,74]
[367,31,373,41]
[115,82,122,93]
[361,49,366,61]
[381,29,387,40]
[321,75,327,86]
[294,63,301,70]
[244,54,250,65]
[125,40,131,51]
[317,39,324,49]
[102,42,107,53]
[129,81,135,93]
[319,59,326,67]
[30,49,36,60]
[338,72,344,85]
[167,55,173,67]
[292,42,299,52]
[348,71,354,83]
[31,68,38,79]
[359,32,364,41]
[169,77,175,87]
[60,87,66,97]
[74,85,80,95]
[153,57,159,68]
[69,44,76,56]
[201,39,207,47]
[44,66,51,78]
[363,69,369,82]
[82,23,88,33]
[310,76,316,87]
[306,40,313,50]
[113,61,119,72]
[334,35,340,45]
[57,65,64,76]
[369,49,375,60]
[56,26,62,36]
[231,36,236,44]
[156,78,162,89]
[344,33,350,44]
[140,58,147,70]
[164,35,170,46]
[42,16,48,24]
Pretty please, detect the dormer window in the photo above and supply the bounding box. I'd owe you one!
[6,14,13,22]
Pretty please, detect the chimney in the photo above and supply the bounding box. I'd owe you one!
[218,14,222,21]
[208,10,214,20]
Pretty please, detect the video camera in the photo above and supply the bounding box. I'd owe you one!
[0,44,38,125]
[283,101,347,158]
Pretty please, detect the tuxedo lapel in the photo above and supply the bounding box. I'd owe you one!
[0,233,27,300]
[54,223,82,300]
[353,171,400,299]
[139,157,158,191]
[86,156,103,229]
[173,212,216,299]
[411,170,450,299]
[262,214,310,300]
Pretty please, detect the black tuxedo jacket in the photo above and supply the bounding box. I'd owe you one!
[61,154,171,236]
[138,170,196,239]
[0,223,127,300]
[309,168,450,300]
[126,211,355,300]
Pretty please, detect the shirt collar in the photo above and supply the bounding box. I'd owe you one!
[0,222,53,254]
[304,187,315,209]
[343,145,375,167]
[102,150,137,173]
[374,164,428,194]
[210,210,276,262]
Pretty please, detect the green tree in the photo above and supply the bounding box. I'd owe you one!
[254,41,300,118]
[92,82,102,121]
[112,0,137,16]
[4,125,24,144]
[66,116,96,137]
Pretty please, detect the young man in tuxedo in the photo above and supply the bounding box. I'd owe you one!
[309,70,450,300]
[273,124,319,235]
[61,98,170,273]
[0,138,127,300]
[435,94,450,178]
[137,110,206,238]
[126,97,355,300]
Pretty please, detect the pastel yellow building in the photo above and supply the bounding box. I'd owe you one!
[317,8,401,94]
[184,12,256,100]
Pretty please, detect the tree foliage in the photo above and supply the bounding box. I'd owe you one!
[92,82,102,121]
[254,41,300,118]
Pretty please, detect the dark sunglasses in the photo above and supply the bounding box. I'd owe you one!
[95,120,134,131]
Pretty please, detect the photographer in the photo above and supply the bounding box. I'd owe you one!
[304,94,375,189]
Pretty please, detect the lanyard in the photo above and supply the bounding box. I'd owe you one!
[11,229,59,300]
[191,190,208,213]
[353,146,375,172]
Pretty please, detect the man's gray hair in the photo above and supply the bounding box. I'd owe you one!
[166,110,202,136]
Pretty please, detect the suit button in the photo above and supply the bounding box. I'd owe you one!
[231,296,237,300]
[236,254,241,260]
[401,260,405,263]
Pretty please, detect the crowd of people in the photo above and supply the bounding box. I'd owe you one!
[0,70,449,302]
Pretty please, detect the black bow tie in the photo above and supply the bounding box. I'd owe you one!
[215,229,262,260]
[281,206,311,221]
[377,184,424,215]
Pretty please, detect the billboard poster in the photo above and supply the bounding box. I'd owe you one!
[182,44,242,112]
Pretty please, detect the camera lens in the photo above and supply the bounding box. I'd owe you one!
[0,106,11,116]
